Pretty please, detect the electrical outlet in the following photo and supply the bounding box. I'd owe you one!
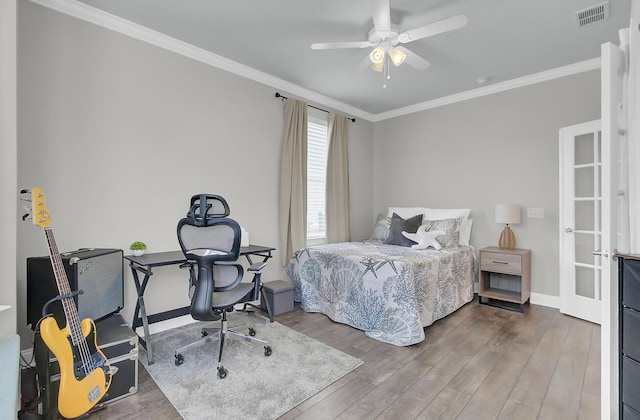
[527,208,544,219]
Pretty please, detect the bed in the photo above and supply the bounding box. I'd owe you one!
[286,207,475,346]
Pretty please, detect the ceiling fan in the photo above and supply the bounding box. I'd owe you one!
[311,0,468,73]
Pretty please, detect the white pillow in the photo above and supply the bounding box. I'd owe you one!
[387,207,426,220]
[459,219,473,246]
[423,208,471,221]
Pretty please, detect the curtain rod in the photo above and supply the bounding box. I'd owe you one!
[274,93,356,122]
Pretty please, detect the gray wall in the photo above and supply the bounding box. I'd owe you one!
[1,0,17,337]
[13,1,601,350]
[15,1,373,348]
[373,70,601,297]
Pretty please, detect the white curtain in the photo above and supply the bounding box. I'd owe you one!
[279,99,308,265]
[325,113,351,243]
[626,0,640,252]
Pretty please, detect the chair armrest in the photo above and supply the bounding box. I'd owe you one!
[248,262,267,273]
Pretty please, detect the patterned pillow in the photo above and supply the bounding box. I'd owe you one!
[425,217,463,248]
[384,213,423,247]
[370,213,391,241]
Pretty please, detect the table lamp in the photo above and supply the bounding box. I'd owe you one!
[495,204,521,250]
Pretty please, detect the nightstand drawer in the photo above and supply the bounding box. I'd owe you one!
[480,252,522,275]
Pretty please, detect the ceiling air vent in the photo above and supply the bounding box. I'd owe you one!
[575,2,609,27]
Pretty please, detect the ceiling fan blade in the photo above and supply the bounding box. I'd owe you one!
[398,14,468,43]
[311,41,373,50]
[371,0,391,35]
[396,46,431,70]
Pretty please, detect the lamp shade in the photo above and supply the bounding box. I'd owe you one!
[495,204,521,225]
[370,60,384,72]
[388,48,406,66]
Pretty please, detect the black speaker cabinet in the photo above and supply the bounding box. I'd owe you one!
[27,248,124,330]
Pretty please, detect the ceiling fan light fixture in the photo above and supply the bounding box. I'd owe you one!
[369,46,385,64]
[388,48,406,66]
[371,60,384,72]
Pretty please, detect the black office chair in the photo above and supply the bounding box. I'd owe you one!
[174,194,272,378]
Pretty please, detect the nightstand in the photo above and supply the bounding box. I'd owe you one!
[478,246,531,312]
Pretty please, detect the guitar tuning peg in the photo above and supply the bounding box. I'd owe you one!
[20,197,32,202]
[20,189,30,194]
[22,213,32,221]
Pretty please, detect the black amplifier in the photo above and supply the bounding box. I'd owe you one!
[27,248,124,330]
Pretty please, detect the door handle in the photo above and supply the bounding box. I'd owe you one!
[565,227,574,233]
[593,249,609,258]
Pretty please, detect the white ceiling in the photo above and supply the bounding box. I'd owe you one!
[67,0,631,118]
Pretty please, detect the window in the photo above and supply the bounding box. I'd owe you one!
[307,116,328,241]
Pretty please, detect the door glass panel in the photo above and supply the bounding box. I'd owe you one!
[575,133,595,165]
[575,265,595,299]
[575,167,594,197]
[575,201,595,231]
[575,232,595,264]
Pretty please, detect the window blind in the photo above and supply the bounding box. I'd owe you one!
[307,119,328,239]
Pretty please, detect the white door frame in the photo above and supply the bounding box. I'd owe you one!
[601,41,625,420]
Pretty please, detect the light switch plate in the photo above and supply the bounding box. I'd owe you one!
[527,208,544,218]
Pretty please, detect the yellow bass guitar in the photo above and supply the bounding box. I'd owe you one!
[25,188,112,418]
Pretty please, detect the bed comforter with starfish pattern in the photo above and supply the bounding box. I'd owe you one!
[287,241,474,346]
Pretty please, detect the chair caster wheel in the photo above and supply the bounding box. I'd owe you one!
[217,366,228,379]
[248,327,256,336]
[175,354,184,366]
[201,331,209,337]
[264,346,272,357]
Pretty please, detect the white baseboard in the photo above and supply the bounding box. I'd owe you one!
[530,292,560,309]
[20,295,559,365]
[133,315,197,339]
[20,302,263,364]
[19,315,199,367]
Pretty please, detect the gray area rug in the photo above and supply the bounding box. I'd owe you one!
[141,313,363,419]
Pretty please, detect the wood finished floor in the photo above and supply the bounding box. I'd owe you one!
[84,298,600,420]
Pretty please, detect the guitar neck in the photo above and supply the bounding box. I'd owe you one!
[43,227,84,345]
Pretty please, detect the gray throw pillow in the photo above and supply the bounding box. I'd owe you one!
[384,213,423,247]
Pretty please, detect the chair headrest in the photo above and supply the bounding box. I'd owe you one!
[187,194,230,226]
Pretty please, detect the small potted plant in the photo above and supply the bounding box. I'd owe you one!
[130,241,147,257]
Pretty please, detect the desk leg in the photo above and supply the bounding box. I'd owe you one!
[138,294,153,364]
[130,264,155,365]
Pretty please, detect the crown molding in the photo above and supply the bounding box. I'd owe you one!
[29,0,600,124]
[371,58,601,122]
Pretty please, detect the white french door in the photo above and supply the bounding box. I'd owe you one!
[559,120,603,325]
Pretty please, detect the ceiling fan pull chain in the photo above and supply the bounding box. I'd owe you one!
[383,58,388,88]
